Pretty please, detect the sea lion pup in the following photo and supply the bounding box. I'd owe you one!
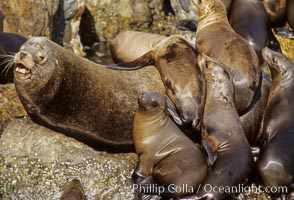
[132,92,207,199]
[257,48,294,194]
[13,37,165,153]
[181,54,253,200]
[109,31,167,63]
[229,0,274,62]
[192,0,260,115]
[0,32,27,83]
[263,0,287,27]
[106,35,206,129]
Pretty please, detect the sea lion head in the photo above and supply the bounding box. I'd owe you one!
[262,47,293,78]
[13,37,59,86]
[192,0,226,16]
[137,92,166,115]
[198,53,234,103]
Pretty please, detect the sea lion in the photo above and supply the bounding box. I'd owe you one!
[192,0,260,115]
[263,0,287,27]
[182,54,253,200]
[109,31,167,63]
[0,32,27,83]
[106,35,206,129]
[132,92,207,198]
[229,0,272,62]
[13,36,165,153]
[257,47,294,193]
[287,0,294,30]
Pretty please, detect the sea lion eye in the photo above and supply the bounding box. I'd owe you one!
[36,53,46,63]
[151,101,158,107]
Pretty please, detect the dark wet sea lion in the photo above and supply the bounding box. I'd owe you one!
[182,54,253,200]
[192,0,260,115]
[287,0,294,30]
[263,0,287,27]
[106,35,206,129]
[132,92,207,198]
[229,0,271,62]
[13,37,165,153]
[240,71,270,146]
[0,32,27,83]
[258,47,294,192]
[109,31,167,63]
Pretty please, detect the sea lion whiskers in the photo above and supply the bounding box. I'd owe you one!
[0,54,16,77]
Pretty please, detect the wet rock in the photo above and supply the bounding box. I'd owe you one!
[0,118,137,199]
[0,84,27,135]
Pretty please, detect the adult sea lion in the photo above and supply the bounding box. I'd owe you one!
[13,37,165,153]
[106,35,206,129]
[263,0,287,27]
[192,0,260,115]
[182,54,253,200]
[132,92,207,199]
[0,32,27,83]
[229,0,273,62]
[109,31,167,63]
[258,47,294,192]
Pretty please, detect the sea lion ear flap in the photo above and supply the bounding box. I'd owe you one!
[202,137,218,166]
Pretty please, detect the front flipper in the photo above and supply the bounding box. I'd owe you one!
[165,95,185,126]
[132,175,162,200]
[202,139,218,166]
[105,51,153,70]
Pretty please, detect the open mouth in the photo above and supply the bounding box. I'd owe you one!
[15,63,32,75]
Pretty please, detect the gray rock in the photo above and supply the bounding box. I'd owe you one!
[0,118,137,199]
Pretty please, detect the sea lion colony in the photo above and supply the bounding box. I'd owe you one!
[1,0,294,199]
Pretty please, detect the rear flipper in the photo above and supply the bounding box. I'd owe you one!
[105,51,153,70]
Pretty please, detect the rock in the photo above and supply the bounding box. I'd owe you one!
[0,84,27,135]
[0,118,137,199]
[0,0,59,38]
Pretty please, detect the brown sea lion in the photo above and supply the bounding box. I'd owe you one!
[229,0,275,62]
[106,35,206,129]
[287,0,294,30]
[109,31,167,63]
[13,37,165,153]
[263,0,287,27]
[132,92,207,199]
[182,54,253,200]
[258,47,294,193]
[0,32,27,83]
[192,0,260,115]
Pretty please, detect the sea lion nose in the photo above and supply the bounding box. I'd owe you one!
[20,52,27,60]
